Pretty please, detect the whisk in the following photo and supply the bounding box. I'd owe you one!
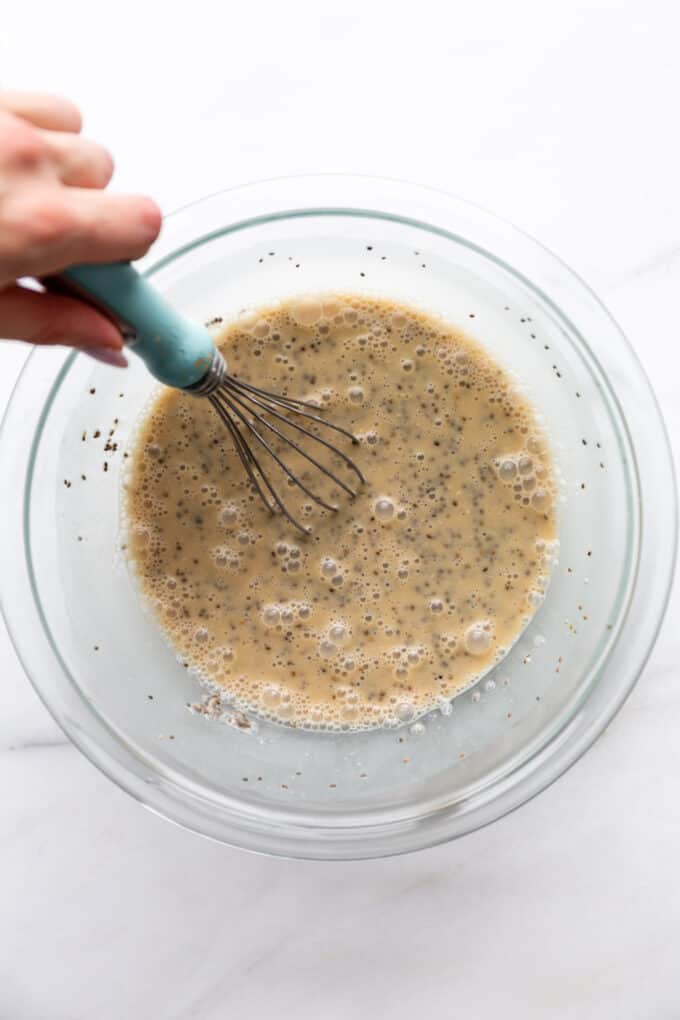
[48,263,365,533]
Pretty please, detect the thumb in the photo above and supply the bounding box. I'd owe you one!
[0,284,127,366]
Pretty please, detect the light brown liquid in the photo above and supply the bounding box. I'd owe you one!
[125,294,557,730]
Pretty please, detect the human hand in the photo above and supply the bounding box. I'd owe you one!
[0,90,161,366]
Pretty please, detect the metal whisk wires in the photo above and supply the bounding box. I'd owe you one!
[208,374,366,533]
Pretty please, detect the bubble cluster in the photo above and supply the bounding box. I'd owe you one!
[125,291,558,731]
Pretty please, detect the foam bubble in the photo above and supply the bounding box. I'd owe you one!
[329,622,349,644]
[464,621,492,655]
[237,309,258,332]
[321,557,337,577]
[498,459,517,481]
[262,605,281,627]
[290,297,322,326]
[261,684,281,708]
[253,319,270,338]
[396,701,415,722]
[374,496,395,520]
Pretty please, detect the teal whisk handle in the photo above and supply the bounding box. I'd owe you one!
[53,262,218,389]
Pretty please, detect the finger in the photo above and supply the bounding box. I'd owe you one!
[0,90,82,133]
[64,189,162,262]
[2,190,162,279]
[41,129,114,188]
[0,285,126,362]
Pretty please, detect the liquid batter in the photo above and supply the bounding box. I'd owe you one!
[125,294,557,730]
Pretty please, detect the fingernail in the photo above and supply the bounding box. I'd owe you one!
[81,346,128,368]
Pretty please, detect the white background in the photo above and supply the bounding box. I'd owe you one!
[1,1,679,1017]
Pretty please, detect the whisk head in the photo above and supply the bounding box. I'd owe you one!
[190,350,365,534]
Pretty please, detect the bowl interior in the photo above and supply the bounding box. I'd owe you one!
[21,200,638,851]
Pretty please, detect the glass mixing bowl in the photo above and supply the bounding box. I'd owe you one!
[1,176,676,859]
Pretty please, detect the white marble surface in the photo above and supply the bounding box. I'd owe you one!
[1,1,679,1016]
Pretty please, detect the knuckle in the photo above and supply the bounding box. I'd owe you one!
[60,138,114,187]
[25,196,76,248]
[60,98,83,133]
[0,116,46,168]
[90,142,114,184]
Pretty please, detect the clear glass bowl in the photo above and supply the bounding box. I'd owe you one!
[1,176,676,859]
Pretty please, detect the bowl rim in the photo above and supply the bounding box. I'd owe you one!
[1,173,676,859]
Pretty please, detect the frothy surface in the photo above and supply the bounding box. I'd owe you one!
[125,294,558,730]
